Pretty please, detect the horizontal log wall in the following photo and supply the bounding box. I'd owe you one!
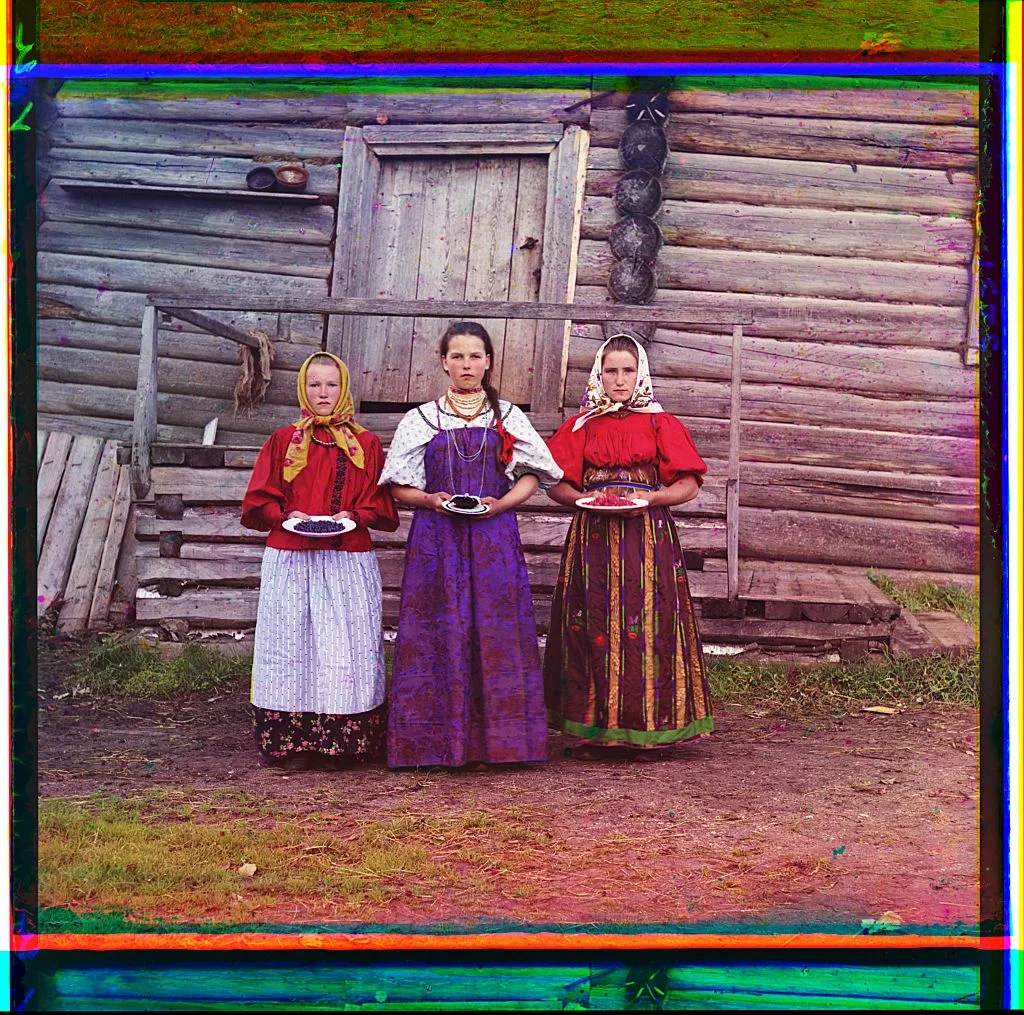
[584,88,979,574]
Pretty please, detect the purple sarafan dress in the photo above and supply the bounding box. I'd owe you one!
[387,423,548,768]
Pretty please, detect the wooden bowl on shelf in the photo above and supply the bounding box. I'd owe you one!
[274,165,309,192]
[245,166,277,192]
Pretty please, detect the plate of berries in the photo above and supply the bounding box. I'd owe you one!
[283,515,357,537]
[577,491,649,512]
[442,495,490,516]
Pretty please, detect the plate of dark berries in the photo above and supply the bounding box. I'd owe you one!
[442,495,489,516]
[283,515,357,537]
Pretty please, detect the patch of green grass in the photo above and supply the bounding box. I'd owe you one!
[708,650,978,715]
[868,572,979,629]
[71,636,252,698]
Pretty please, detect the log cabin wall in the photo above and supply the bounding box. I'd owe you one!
[577,87,980,577]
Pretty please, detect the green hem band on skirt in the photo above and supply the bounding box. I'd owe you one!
[548,709,714,746]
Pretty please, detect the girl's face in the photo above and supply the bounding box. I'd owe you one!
[601,349,639,403]
[442,333,490,391]
[305,361,342,415]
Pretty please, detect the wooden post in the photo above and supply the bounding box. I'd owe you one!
[131,305,159,500]
[727,324,742,601]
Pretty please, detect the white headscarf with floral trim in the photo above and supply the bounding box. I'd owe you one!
[571,332,664,432]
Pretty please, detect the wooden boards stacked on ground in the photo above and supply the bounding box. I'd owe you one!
[37,430,133,632]
[581,87,980,577]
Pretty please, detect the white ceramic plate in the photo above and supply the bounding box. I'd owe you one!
[577,496,649,512]
[442,499,490,516]
[282,515,357,537]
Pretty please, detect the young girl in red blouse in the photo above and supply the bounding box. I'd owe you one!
[241,352,398,771]
[544,333,713,756]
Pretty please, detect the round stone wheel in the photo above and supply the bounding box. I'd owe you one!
[609,215,662,263]
[619,121,668,174]
[614,170,663,217]
[608,257,657,304]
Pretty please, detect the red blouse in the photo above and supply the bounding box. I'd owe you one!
[547,410,707,491]
[241,425,399,552]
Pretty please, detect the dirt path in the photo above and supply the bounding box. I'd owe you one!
[36,648,979,930]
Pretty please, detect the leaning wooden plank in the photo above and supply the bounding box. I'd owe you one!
[572,285,965,348]
[37,435,106,615]
[38,252,330,299]
[37,431,49,472]
[586,148,977,216]
[38,221,333,280]
[582,196,973,266]
[135,589,260,623]
[569,329,980,400]
[37,432,74,556]
[564,367,980,439]
[49,119,344,160]
[39,180,336,245]
[87,466,133,629]
[58,441,120,634]
[53,88,591,124]
[726,324,741,600]
[590,109,979,170]
[45,153,338,197]
[577,240,969,307]
[38,319,314,369]
[594,87,979,125]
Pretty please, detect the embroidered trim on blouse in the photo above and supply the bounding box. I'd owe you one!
[329,447,348,514]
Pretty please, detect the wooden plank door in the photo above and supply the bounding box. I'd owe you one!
[328,124,587,424]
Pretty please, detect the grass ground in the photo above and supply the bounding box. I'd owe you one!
[38,1,979,63]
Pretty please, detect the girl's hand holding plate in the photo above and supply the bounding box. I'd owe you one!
[286,510,311,521]
[332,510,354,523]
[426,491,453,515]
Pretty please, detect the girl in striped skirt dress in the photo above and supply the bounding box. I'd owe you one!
[241,352,398,771]
[543,333,713,757]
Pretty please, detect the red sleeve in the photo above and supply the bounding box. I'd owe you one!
[350,434,399,533]
[241,431,288,531]
[655,414,708,488]
[546,415,588,491]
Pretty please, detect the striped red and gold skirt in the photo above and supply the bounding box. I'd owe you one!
[543,464,713,747]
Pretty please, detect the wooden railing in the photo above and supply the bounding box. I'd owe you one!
[134,294,750,597]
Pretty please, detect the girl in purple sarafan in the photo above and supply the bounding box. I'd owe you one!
[241,352,399,772]
[379,322,563,769]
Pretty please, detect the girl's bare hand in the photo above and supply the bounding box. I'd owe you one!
[286,510,311,521]
[332,511,354,522]
[480,497,505,517]
[426,491,452,514]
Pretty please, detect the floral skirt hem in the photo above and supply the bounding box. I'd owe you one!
[252,703,386,759]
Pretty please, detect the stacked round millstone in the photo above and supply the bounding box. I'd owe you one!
[606,90,671,349]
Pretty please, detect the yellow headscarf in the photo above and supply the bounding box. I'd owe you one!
[283,352,366,482]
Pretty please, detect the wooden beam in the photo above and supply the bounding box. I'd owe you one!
[362,123,563,156]
[963,197,981,367]
[131,306,158,500]
[150,292,753,326]
[56,180,321,204]
[160,308,260,350]
[727,324,742,601]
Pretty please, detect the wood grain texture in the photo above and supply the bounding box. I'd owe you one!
[586,147,978,215]
[582,196,973,265]
[53,88,591,124]
[37,435,106,615]
[590,109,978,170]
[38,221,332,279]
[572,285,965,346]
[58,440,120,634]
[594,88,979,125]
[46,152,338,198]
[37,431,73,556]
[88,466,133,629]
[130,307,158,499]
[577,240,969,306]
[39,181,336,245]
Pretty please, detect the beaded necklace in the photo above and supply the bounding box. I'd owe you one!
[441,400,490,499]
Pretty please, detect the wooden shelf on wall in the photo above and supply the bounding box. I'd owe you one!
[57,180,322,204]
